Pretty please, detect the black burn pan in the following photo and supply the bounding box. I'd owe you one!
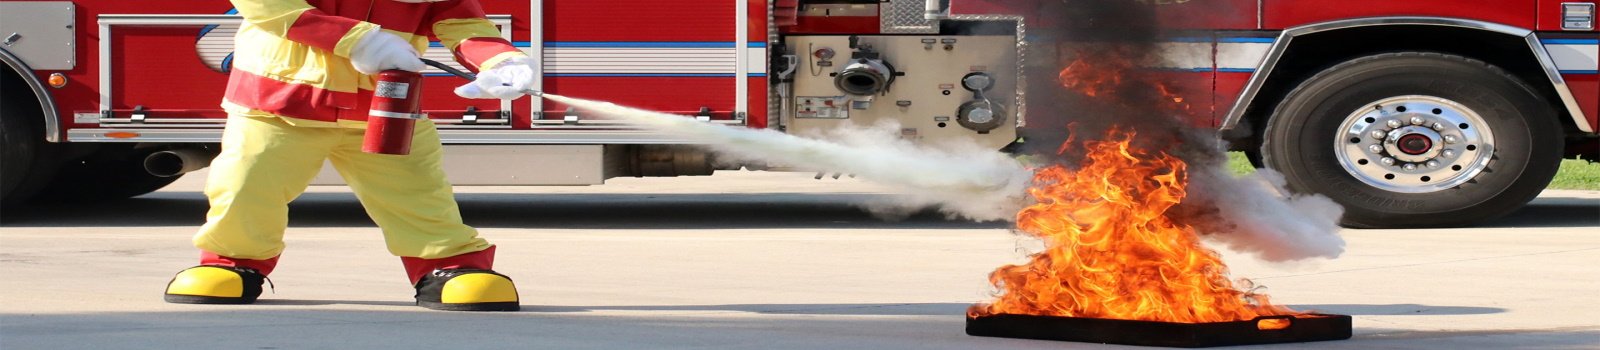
[966,313,1352,348]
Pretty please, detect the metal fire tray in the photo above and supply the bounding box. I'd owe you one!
[966,313,1352,348]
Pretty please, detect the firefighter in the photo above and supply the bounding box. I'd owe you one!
[162,0,537,311]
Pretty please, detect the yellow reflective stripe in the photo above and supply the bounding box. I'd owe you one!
[431,18,502,52]
[230,0,314,38]
[230,27,364,93]
[334,22,380,58]
[220,100,262,117]
[479,51,526,71]
[222,101,368,129]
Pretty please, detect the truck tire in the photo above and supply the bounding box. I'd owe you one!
[38,146,184,202]
[0,104,35,200]
[1262,52,1563,228]
[0,83,58,206]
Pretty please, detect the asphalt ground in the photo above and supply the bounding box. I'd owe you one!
[2,170,1597,349]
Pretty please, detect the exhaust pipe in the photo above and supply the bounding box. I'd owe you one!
[144,148,217,177]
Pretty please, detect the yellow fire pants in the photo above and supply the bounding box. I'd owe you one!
[193,114,491,260]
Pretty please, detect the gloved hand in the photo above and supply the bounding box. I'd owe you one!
[455,57,539,100]
[349,29,426,75]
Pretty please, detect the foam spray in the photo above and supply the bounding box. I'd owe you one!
[542,94,1033,222]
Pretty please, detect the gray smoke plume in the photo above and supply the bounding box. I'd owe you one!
[1021,0,1345,262]
[543,94,1032,222]
[1185,166,1347,261]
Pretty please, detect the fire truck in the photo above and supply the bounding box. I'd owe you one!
[1,0,1595,228]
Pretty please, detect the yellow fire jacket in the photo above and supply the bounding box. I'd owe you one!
[221,0,525,127]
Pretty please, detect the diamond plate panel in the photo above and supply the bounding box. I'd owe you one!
[880,0,940,34]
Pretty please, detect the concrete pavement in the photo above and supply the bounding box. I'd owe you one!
[2,171,1597,349]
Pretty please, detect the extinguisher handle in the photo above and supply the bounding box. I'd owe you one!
[419,58,477,81]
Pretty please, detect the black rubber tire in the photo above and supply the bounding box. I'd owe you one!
[1262,52,1563,228]
[0,82,58,207]
[37,146,184,203]
[0,101,35,199]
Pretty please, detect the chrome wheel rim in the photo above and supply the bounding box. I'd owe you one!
[1334,95,1495,194]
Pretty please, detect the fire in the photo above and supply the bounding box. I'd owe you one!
[1057,47,1133,98]
[1056,44,1197,116]
[969,43,1298,323]
[968,129,1298,322]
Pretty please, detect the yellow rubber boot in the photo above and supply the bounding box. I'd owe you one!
[414,269,519,311]
[163,266,266,304]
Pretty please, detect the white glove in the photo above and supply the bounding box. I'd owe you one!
[349,29,425,75]
[455,57,538,100]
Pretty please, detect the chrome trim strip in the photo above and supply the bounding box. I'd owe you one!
[529,0,544,120]
[98,18,110,116]
[736,0,750,119]
[69,128,710,144]
[1256,0,1264,29]
[1526,33,1594,133]
[69,129,222,142]
[0,47,60,142]
[495,15,513,117]
[1222,17,1594,133]
[766,0,779,129]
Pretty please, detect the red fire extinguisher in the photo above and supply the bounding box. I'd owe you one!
[363,69,424,155]
[365,59,509,155]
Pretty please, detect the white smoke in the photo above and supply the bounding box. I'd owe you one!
[1184,165,1346,262]
[544,94,1032,222]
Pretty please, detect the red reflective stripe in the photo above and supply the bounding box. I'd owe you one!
[454,37,518,71]
[225,70,371,122]
[400,246,497,284]
[200,250,282,276]
[284,8,362,52]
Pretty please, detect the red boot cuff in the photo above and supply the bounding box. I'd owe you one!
[401,246,496,285]
[200,251,281,276]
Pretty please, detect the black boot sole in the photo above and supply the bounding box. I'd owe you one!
[164,294,258,304]
[418,300,520,312]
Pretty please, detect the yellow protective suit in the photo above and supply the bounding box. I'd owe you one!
[188,0,525,281]
[193,115,491,261]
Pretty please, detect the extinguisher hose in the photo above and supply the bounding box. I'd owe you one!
[420,58,477,81]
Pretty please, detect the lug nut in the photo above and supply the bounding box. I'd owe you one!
[1381,157,1396,166]
[1410,117,1425,125]
[1443,135,1458,144]
[1442,149,1457,158]
[1426,160,1441,169]
[1370,130,1387,139]
[1404,163,1418,171]
[1368,144,1384,153]
[1386,120,1403,128]
[1432,122,1445,131]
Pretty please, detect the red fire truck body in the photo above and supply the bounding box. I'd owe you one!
[1,0,1595,227]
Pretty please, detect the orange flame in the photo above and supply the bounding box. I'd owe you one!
[1055,45,1197,116]
[969,43,1297,323]
[969,129,1297,322]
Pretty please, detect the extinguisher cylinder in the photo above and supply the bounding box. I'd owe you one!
[364,70,424,155]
